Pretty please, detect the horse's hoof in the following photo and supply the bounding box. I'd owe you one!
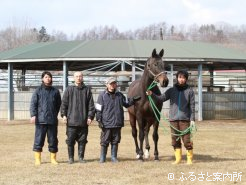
[144,156,150,159]
[137,156,144,162]
[154,157,159,161]
[144,149,150,159]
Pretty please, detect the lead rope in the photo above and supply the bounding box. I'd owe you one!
[147,81,197,140]
[147,81,169,135]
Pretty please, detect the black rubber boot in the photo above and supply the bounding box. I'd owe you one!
[111,144,118,163]
[78,144,86,163]
[68,145,74,164]
[99,146,107,163]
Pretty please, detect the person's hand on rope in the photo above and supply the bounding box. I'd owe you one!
[190,121,197,133]
[146,90,153,96]
[190,121,195,127]
[62,116,67,124]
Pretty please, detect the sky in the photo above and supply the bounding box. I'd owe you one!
[1,0,246,36]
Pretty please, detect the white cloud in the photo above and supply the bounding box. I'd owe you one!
[181,0,246,25]
[182,0,201,10]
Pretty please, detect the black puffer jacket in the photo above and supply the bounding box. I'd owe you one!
[96,90,134,128]
[30,84,61,125]
[60,84,95,127]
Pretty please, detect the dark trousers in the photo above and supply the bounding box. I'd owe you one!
[66,126,88,146]
[100,127,121,147]
[170,120,193,150]
[33,124,58,153]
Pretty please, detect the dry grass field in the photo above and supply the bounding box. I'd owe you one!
[0,119,245,185]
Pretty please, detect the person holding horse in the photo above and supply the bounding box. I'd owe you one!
[146,70,195,164]
[30,71,61,165]
[95,77,141,163]
[60,71,95,164]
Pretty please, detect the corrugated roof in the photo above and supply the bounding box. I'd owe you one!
[0,40,246,70]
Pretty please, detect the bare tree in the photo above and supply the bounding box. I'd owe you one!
[51,30,68,41]
[1,20,246,53]
[0,26,38,51]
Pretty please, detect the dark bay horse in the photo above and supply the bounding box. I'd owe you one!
[128,49,169,161]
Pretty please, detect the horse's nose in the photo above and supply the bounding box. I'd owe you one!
[159,77,169,87]
[164,78,169,87]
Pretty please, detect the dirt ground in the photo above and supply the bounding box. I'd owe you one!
[0,119,245,185]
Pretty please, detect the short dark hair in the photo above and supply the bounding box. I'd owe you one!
[41,71,52,79]
[176,70,189,80]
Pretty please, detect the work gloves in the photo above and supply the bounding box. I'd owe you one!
[190,121,195,127]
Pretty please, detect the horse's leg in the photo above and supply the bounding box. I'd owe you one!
[129,114,140,158]
[137,119,145,161]
[144,124,150,159]
[152,121,159,161]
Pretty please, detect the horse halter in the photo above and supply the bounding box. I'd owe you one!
[148,68,166,81]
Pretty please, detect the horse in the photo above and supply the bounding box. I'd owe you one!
[127,48,169,161]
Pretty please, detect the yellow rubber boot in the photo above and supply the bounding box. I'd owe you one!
[50,152,58,165]
[172,149,182,164]
[187,150,193,165]
[34,152,41,165]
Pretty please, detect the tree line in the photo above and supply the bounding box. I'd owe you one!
[1,22,246,52]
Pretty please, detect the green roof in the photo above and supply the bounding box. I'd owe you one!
[0,40,246,70]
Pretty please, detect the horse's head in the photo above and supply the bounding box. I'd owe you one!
[146,48,169,87]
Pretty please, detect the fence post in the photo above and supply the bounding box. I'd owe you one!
[132,61,136,82]
[198,64,203,121]
[8,63,14,120]
[63,61,68,91]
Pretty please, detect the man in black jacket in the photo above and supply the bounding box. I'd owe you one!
[96,77,140,163]
[30,71,61,165]
[60,71,95,164]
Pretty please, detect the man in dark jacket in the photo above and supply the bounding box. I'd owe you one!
[146,70,195,165]
[60,71,95,164]
[96,77,140,163]
[30,71,61,165]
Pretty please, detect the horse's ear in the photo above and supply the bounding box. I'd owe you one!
[159,49,164,57]
[152,48,157,57]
